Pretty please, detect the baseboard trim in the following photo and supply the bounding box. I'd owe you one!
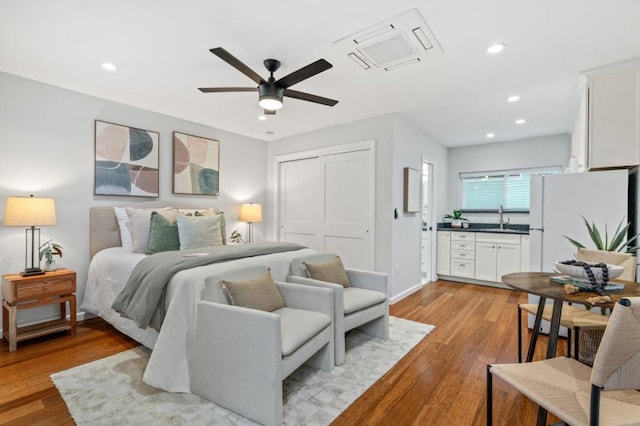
[389,282,423,304]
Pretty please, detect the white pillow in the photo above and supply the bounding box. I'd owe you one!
[125,207,176,253]
[114,207,132,250]
[177,214,223,250]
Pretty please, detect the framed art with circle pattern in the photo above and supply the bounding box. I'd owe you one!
[173,131,220,195]
[94,120,159,197]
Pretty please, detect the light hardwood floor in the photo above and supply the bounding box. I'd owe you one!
[0,280,564,425]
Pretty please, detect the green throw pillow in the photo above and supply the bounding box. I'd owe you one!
[146,211,180,254]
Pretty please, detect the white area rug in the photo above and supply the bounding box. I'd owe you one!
[51,316,433,425]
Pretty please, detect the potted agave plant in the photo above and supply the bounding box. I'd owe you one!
[564,217,640,253]
[445,210,467,229]
[39,240,63,272]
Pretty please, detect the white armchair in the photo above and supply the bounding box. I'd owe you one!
[287,253,389,366]
[190,265,334,426]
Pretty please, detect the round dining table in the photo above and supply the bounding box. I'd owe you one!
[502,272,640,360]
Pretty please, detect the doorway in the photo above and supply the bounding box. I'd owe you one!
[421,160,434,281]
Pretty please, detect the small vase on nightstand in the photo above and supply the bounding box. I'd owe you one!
[42,260,57,272]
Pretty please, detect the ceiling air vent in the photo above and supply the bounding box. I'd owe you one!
[334,9,441,72]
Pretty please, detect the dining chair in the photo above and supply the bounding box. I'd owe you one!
[517,248,636,363]
[489,297,640,426]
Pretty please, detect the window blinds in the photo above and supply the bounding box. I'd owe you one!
[460,167,561,211]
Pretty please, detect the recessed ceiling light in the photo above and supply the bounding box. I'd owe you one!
[101,62,117,72]
[515,119,526,125]
[486,133,495,138]
[258,115,267,121]
[507,95,520,103]
[487,43,505,54]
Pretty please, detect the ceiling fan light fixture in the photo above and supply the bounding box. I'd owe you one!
[259,97,283,110]
[259,84,284,110]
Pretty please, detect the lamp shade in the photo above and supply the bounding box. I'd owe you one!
[239,203,262,223]
[4,196,56,226]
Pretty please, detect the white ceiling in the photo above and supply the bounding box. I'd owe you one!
[2,0,640,147]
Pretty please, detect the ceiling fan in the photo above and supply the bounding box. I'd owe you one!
[198,47,338,115]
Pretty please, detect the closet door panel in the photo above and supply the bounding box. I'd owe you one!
[279,157,322,251]
[322,150,373,270]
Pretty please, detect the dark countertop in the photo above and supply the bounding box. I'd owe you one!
[436,222,529,235]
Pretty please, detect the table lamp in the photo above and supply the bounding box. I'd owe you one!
[3,195,56,276]
[239,203,262,243]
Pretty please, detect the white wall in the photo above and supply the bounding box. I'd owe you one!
[391,116,448,296]
[266,113,448,299]
[446,134,571,225]
[0,72,266,328]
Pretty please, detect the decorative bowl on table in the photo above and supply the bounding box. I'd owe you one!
[554,261,624,284]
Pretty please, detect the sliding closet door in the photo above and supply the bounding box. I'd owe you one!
[321,150,373,269]
[279,157,322,251]
[278,147,374,270]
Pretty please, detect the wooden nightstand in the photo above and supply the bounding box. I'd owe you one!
[2,268,76,351]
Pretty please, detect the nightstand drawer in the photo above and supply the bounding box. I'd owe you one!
[12,277,75,302]
[2,269,76,304]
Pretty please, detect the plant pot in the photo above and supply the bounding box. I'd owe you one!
[451,219,462,228]
[42,260,57,272]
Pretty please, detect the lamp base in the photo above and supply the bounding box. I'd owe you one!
[21,267,45,277]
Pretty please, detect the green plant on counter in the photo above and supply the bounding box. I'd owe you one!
[444,210,467,221]
[564,216,640,253]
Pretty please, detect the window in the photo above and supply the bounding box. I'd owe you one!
[460,167,561,211]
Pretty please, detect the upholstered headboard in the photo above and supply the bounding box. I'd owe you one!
[90,207,121,258]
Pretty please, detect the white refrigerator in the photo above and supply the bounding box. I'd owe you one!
[528,169,631,333]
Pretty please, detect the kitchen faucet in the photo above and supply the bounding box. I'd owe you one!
[498,205,504,230]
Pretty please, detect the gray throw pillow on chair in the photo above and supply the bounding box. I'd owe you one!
[303,256,351,288]
[220,269,285,312]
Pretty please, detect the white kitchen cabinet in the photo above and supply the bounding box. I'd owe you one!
[496,243,521,280]
[570,80,588,172]
[475,242,497,281]
[474,233,521,282]
[436,231,451,275]
[587,70,640,169]
[450,232,475,278]
[438,230,526,283]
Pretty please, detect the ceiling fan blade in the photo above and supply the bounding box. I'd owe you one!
[198,87,258,93]
[283,89,338,106]
[264,109,276,115]
[209,47,266,85]
[275,59,333,89]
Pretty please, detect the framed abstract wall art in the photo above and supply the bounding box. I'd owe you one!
[173,131,220,196]
[94,120,159,197]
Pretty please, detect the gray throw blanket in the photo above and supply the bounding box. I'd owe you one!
[112,242,305,330]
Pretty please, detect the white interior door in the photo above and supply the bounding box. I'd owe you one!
[279,157,322,251]
[278,146,375,270]
[321,150,373,269]
[421,160,434,280]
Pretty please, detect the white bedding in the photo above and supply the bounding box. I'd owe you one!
[81,246,315,393]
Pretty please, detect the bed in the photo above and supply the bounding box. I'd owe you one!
[81,206,315,393]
